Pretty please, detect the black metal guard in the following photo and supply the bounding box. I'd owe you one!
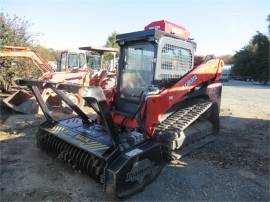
[16,79,120,147]
[16,79,81,92]
[31,86,54,123]
[80,87,120,147]
[16,79,90,124]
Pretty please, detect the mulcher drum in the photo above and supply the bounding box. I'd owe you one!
[36,117,164,198]
[37,117,111,182]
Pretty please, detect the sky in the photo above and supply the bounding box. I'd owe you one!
[1,0,269,55]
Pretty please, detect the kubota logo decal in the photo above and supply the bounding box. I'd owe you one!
[183,75,198,87]
[148,25,160,30]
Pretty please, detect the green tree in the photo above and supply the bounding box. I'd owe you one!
[105,31,119,49]
[231,32,269,83]
[103,31,119,67]
[218,54,233,64]
[267,15,270,35]
[0,13,34,46]
[0,12,39,92]
[0,13,57,92]
[34,45,58,62]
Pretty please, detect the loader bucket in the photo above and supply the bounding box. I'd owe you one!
[3,90,38,114]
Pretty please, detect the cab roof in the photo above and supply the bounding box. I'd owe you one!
[116,29,195,45]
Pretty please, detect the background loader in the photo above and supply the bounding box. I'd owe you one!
[0,45,118,113]
[16,20,224,198]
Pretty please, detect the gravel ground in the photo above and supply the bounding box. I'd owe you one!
[0,80,269,201]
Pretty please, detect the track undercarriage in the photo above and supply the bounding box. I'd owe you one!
[157,100,219,160]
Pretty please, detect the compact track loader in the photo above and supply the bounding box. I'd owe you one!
[16,20,224,198]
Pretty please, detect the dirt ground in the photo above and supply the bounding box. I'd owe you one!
[0,80,269,201]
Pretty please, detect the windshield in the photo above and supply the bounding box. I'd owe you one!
[60,52,67,71]
[68,53,79,69]
[120,43,155,98]
[79,53,86,68]
[86,54,101,70]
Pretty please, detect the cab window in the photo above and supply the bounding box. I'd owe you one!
[60,52,67,71]
[79,53,86,68]
[68,53,79,69]
[87,54,101,69]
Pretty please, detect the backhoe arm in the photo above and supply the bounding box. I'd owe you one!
[0,45,52,73]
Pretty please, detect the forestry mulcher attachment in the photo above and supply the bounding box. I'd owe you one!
[16,20,224,198]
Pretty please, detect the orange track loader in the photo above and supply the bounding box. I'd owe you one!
[16,20,223,198]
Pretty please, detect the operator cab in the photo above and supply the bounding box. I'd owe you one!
[114,20,196,116]
[58,51,87,72]
[57,47,118,72]
[79,46,118,71]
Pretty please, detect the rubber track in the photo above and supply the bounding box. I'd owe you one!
[37,132,106,183]
[155,101,213,160]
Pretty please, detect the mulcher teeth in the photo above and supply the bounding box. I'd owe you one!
[37,132,106,182]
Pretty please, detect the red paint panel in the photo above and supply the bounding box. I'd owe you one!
[144,20,190,40]
[111,59,224,137]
